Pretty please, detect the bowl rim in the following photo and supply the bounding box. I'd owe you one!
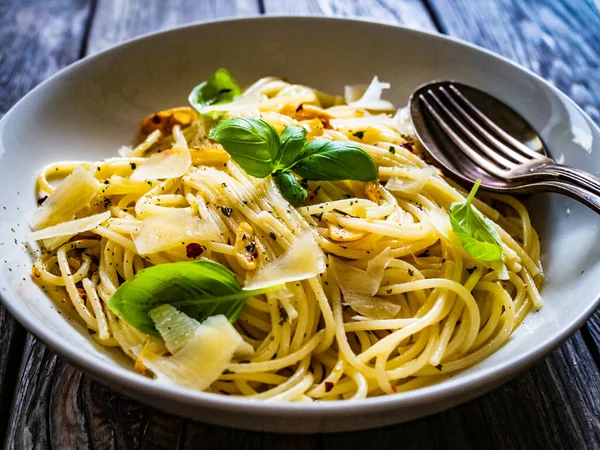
[1,14,599,417]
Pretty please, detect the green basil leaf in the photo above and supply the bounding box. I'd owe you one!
[292,140,378,181]
[108,260,281,336]
[275,126,307,170]
[274,171,307,207]
[188,69,241,119]
[208,117,280,178]
[449,180,504,261]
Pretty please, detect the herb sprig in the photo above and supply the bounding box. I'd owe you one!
[109,260,282,336]
[208,117,377,206]
[449,180,504,261]
[188,69,242,119]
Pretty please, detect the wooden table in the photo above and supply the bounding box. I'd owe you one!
[1,0,599,448]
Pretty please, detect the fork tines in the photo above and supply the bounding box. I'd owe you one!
[419,84,545,179]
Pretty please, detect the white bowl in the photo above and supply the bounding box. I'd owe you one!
[0,17,599,433]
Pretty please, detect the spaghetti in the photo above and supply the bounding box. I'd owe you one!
[29,75,543,401]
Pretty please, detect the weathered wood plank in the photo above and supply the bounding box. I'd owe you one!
[586,310,600,367]
[426,0,600,126]
[0,0,92,446]
[263,0,437,30]
[0,0,92,117]
[0,309,24,447]
[87,0,260,55]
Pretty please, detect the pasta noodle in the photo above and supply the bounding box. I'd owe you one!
[29,76,543,401]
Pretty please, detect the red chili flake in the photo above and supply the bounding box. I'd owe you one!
[400,142,414,151]
[186,243,204,258]
[325,381,334,393]
[391,384,397,392]
[37,196,48,205]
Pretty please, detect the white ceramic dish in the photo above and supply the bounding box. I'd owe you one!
[0,17,599,434]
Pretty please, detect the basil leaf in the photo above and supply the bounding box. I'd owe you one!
[449,180,504,261]
[108,260,280,336]
[188,69,241,119]
[293,140,378,181]
[276,126,307,170]
[208,117,280,177]
[274,171,307,207]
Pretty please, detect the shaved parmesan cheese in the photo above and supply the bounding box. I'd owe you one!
[28,211,110,241]
[392,106,414,136]
[345,76,395,111]
[150,305,254,358]
[140,315,243,390]
[29,166,101,230]
[150,304,200,355]
[131,209,218,255]
[385,166,436,195]
[244,232,326,290]
[343,291,400,320]
[131,147,191,180]
[330,250,399,320]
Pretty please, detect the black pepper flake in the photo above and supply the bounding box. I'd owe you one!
[151,114,161,124]
[419,249,430,257]
[501,305,506,313]
[103,198,112,208]
[37,196,48,206]
[466,267,476,274]
[315,212,324,221]
[221,182,227,188]
[353,131,364,139]
[269,232,277,241]
[103,180,109,185]
[386,288,393,294]
[88,329,97,335]
[389,146,396,154]
[435,364,443,371]
[220,206,233,217]
[130,162,137,170]
[325,381,334,393]
[344,194,352,199]
[186,243,204,258]
[245,242,257,255]
[408,269,414,276]
[278,306,288,326]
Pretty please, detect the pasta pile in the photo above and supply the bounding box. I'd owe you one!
[30,76,543,401]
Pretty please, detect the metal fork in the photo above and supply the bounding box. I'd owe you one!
[411,82,600,204]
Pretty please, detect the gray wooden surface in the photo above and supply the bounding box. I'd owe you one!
[0,0,599,448]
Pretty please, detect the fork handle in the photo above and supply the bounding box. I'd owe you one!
[546,179,600,215]
[539,163,600,197]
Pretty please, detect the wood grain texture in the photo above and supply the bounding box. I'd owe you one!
[0,0,92,117]
[86,0,260,55]
[3,0,600,449]
[263,0,437,30]
[426,0,600,128]
[0,0,92,446]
